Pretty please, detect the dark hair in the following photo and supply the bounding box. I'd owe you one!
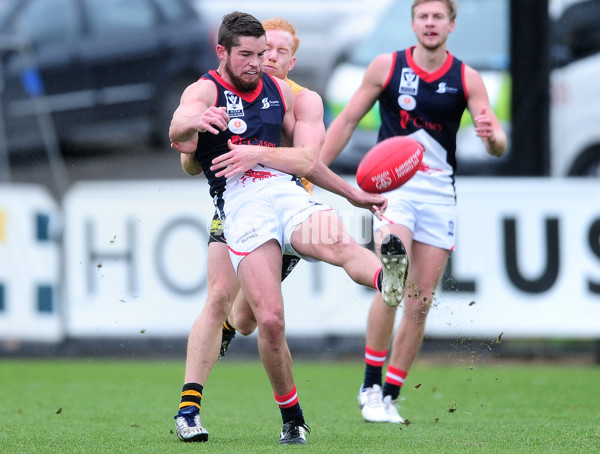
[218,11,265,53]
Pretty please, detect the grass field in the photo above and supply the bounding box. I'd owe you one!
[1,358,598,453]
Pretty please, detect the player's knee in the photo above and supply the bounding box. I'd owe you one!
[236,317,257,336]
[256,312,285,342]
[325,236,359,265]
[404,295,432,325]
[205,286,237,316]
[202,300,230,322]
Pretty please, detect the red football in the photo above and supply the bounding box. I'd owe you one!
[356,136,424,193]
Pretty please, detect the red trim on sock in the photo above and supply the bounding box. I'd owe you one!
[365,346,387,367]
[373,268,382,292]
[385,365,408,386]
[274,385,299,409]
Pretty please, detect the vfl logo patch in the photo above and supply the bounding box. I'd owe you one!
[399,68,419,95]
[225,90,244,117]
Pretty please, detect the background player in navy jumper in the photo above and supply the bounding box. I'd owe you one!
[169,12,408,444]
[320,0,506,423]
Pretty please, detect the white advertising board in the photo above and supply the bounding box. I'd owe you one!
[62,181,211,337]
[426,178,600,338]
[62,178,600,340]
[0,184,62,342]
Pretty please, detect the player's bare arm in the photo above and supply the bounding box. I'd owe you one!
[169,80,228,143]
[171,138,198,155]
[170,80,232,176]
[290,88,324,150]
[320,53,393,166]
[464,65,507,157]
[292,87,388,218]
[171,138,203,176]
[308,159,387,219]
[180,154,203,176]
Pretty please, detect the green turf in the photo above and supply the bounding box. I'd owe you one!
[0,358,598,453]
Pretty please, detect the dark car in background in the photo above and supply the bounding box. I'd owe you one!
[0,0,216,154]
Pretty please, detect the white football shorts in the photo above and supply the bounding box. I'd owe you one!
[373,193,457,251]
[223,178,331,272]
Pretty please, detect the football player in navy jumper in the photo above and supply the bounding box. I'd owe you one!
[320,0,506,423]
[169,11,409,444]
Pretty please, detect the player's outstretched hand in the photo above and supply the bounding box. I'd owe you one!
[348,188,387,220]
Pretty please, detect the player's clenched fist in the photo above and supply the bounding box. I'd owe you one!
[197,106,229,135]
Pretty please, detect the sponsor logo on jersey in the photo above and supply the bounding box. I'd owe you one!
[435,82,458,94]
[228,118,247,134]
[230,135,277,147]
[400,110,443,134]
[398,94,416,111]
[261,97,280,109]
